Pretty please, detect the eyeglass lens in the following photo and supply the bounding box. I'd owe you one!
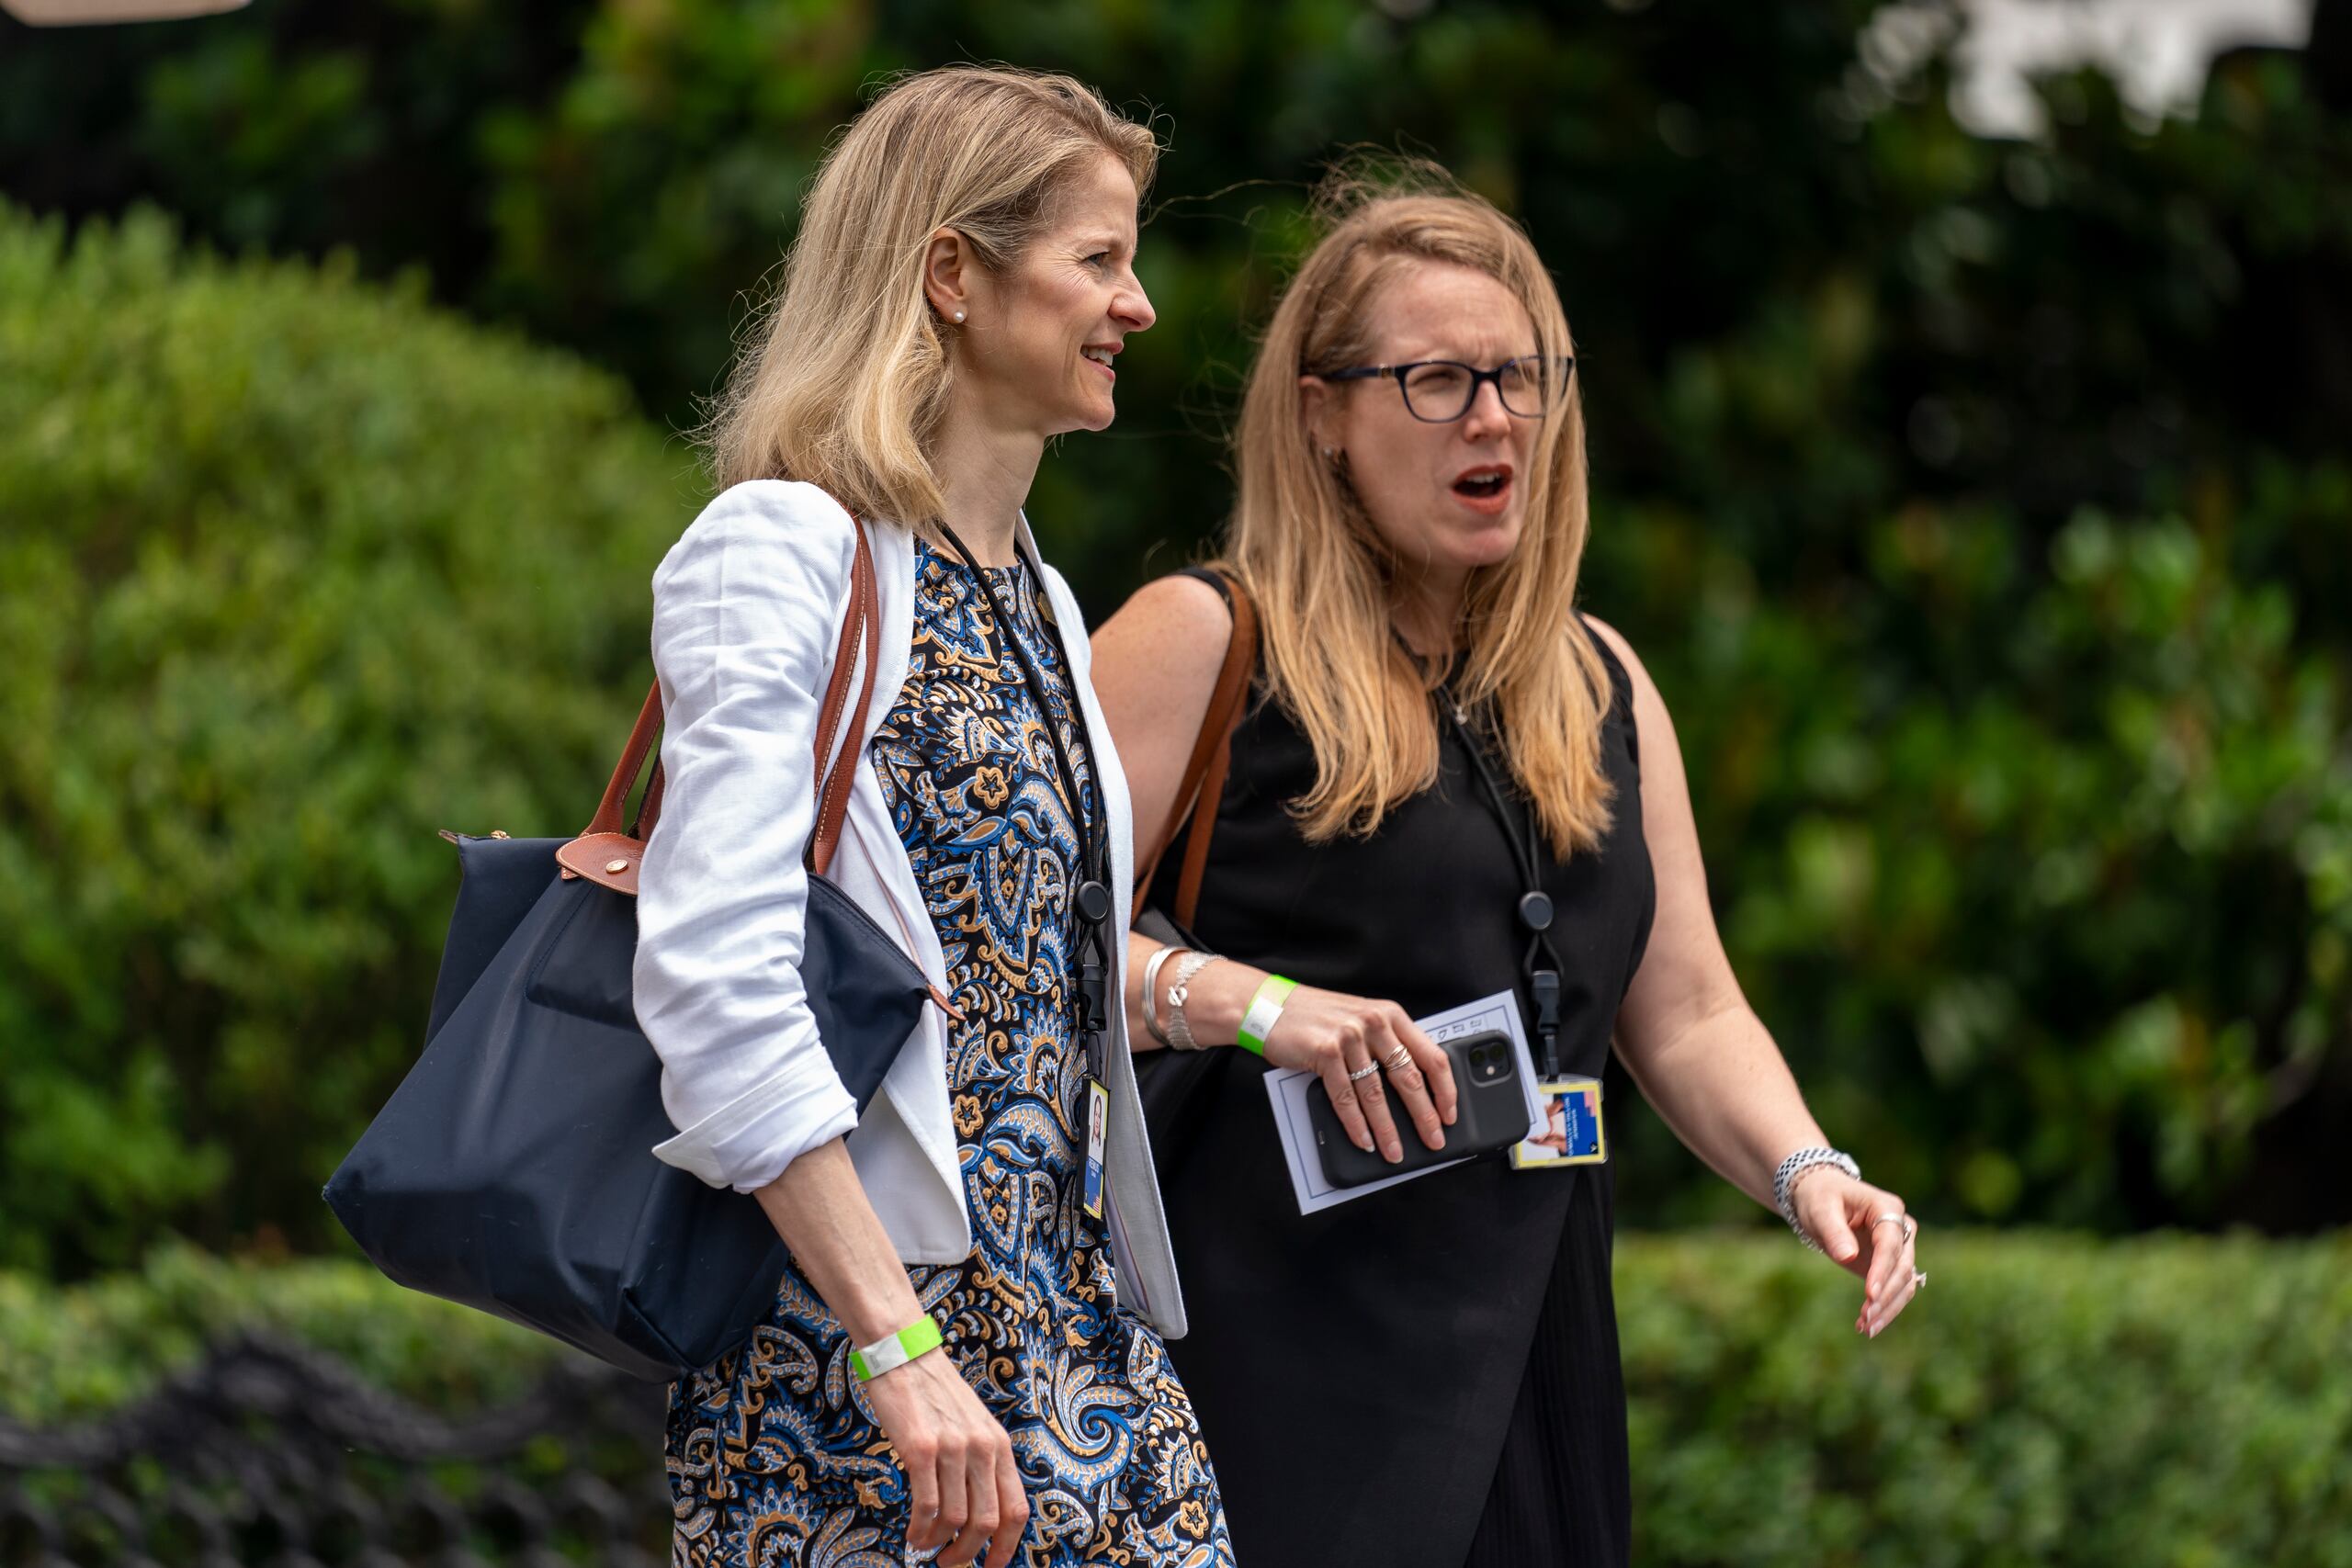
[1402,358,1554,422]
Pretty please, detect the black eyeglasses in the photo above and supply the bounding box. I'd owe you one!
[1316,355,1575,423]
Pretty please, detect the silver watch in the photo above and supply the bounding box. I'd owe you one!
[1772,1145,1859,1252]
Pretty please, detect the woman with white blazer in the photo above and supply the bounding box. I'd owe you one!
[631,68,1232,1568]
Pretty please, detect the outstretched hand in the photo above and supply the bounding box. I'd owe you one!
[1792,1170,1922,1338]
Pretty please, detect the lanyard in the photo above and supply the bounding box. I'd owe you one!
[933,523,1115,1079]
[1410,644,1570,1078]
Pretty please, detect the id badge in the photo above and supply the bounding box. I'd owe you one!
[1082,1076,1108,1219]
[1510,1076,1607,1169]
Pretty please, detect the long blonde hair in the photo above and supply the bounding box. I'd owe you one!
[1224,168,1615,856]
[701,66,1158,521]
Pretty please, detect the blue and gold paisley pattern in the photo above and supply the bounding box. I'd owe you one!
[666,541,1233,1568]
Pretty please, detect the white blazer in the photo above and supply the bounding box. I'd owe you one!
[631,479,1185,1337]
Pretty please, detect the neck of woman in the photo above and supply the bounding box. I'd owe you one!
[1388,563,1472,659]
[930,406,1043,567]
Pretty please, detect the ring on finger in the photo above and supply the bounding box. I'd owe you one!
[1380,1044,1413,1073]
[1871,1213,1905,1232]
[1345,1061,1381,1082]
[1903,1215,1917,1242]
[1913,1269,1927,1291]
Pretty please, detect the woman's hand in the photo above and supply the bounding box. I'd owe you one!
[1792,1170,1923,1338]
[752,1145,1025,1566]
[1261,986,1459,1162]
[860,1350,1028,1568]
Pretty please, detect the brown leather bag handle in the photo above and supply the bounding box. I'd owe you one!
[806,518,879,879]
[1132,568,1258,931]
[560,514,879,893]
[582,682,664,842]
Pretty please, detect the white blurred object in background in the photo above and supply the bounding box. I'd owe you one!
[3,0,248,23]
[1865,0,2316,138]
[1958,0,2313,133]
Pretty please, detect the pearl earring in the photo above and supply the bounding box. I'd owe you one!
[953,310,966,322]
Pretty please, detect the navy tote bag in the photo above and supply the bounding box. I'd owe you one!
[326,517,940,1382]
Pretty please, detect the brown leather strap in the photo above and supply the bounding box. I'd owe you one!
[1131,569,1258,931]
[630,757,667,840]
[807,521,868,819]
[585,682,665,840]
[553,513,956,1019]
[568,514,879,883]
[808,520,878,879]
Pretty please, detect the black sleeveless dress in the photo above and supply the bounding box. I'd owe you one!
[1141,615,1656,1568]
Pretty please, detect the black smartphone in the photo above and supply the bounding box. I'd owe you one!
[1306,1029,1529,1190]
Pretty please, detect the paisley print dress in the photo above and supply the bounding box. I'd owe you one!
[665,540,1234,1568]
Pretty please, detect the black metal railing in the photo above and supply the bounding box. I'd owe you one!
[0,1336,669,1567]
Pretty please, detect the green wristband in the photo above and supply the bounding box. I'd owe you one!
[1236,974,1296,1055]
[849,1313,943,1382]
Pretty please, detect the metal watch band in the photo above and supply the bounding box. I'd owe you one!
[1166,951,1219,1052]
[1772,1146,1860,1252]
[849,1314,944,1382]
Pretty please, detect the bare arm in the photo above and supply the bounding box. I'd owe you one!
[1091,575,1265,1068]
[1091,575,1458,1160]
[1591,616,1921,1336]
[1591,615,1826,1204]
[1091,570,1230,874]
[752,1141,933,1345]
[752,1143,1026,1567]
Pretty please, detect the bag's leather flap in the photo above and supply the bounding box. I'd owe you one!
[555,831,643,895]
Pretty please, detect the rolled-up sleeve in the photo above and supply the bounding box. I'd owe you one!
[632,480,862,1193]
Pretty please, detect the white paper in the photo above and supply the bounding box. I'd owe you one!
[1262,988,1544,1214]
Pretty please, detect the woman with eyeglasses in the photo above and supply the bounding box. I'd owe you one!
[1090,172,1923,1567]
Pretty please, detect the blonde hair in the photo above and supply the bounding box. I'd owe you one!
[1222,165,1615,856]
[701,66,1158,520]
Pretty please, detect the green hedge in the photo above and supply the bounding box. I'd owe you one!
[0,1241,565,1420]
[8,1234,2347,1564]
[1619,1231,2352,1567]
[0,201,704,1275]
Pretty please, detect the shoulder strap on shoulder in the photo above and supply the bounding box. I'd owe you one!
[561,511,877,893]
[1174,564,1233,605]
[1132,567,1258,931]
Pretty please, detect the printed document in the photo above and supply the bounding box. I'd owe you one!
[1262,988,1543,1214]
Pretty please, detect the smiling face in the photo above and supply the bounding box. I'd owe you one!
[1301,260,1544,586]
[953,152,1154,438]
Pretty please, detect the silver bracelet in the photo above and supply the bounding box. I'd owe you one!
[1165,952,1220,1052]
[1140,944,1185,1047]
[1772,1145,1859,1252]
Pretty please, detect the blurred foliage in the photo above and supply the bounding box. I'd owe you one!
[1,0,2349,1266]
[8,1234,2351,1564]
[0,202,701,1275]
[1617,1229,2352,1567]
[0,1240,565,1420]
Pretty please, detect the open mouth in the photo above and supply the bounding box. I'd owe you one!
[1081,345,1118,379]
[1452,464,1513,504]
